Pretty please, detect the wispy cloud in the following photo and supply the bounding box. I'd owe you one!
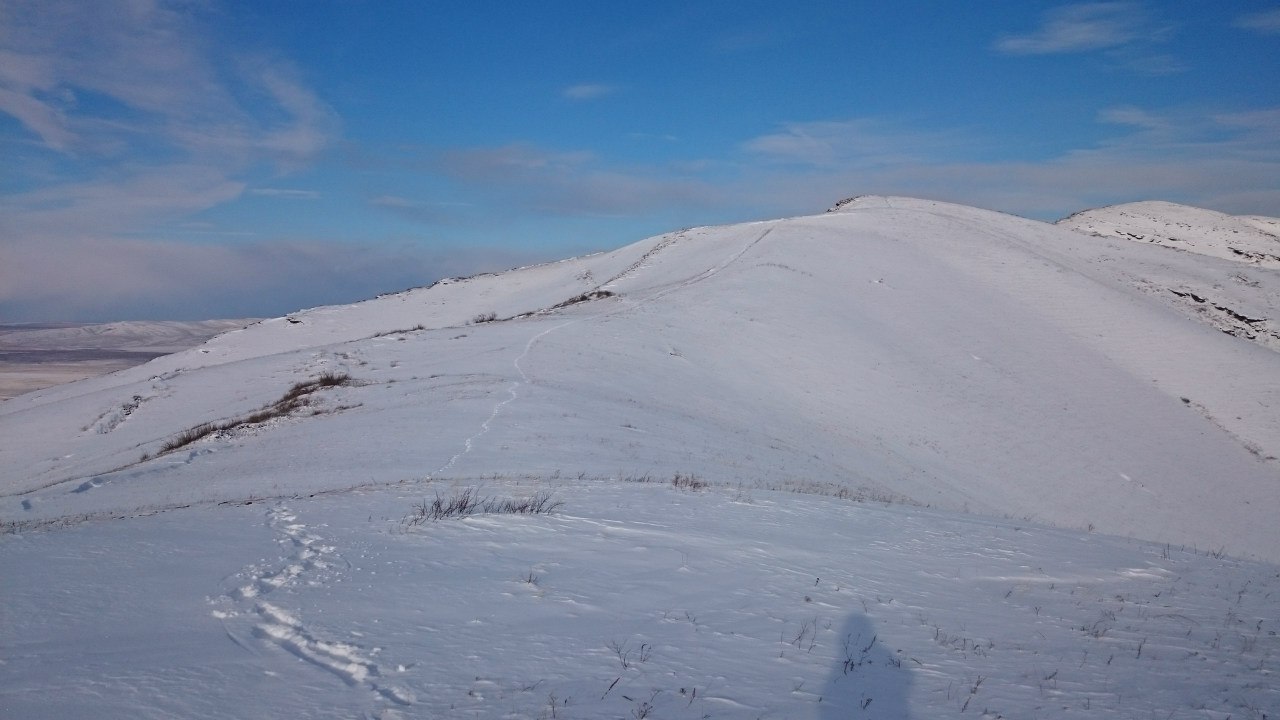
[437,143,723,217]
[0,0,338,239]
[1234,9,1280,35]
[562,83,616,100]
[0,165,246,239]
[368,195,476,225]
[994,3,1181,75]
[995,3,1145,54]
[742,119,972,168]
[713,28,785,53]
[415,103,1280,232]
[251,188,321,200]
[1097,105,1170,132]
[0,233,540,322]
[731,107,1280,219]
[0,0,349,321]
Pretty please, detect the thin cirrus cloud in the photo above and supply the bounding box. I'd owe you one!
[1096,105,1172,133]
[417,104,1279,228]
[0,0,337,230]
[562,83,616,100]
[0,0,345,321]
[727,107,1280,219]
[742,119,971,169]
[0,233,536,322]
[1234,9,1280,35]
[437,143,724,217]
[994,3,1145,54]
[250,188,322,200]
[993,3,1183,76]
[369,195,476,225]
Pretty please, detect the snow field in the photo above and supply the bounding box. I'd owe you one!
[4,479,1276,718]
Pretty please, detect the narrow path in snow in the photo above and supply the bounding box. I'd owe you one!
[212,504,414,708]
[427,319,576,478]
[427,224,776,478]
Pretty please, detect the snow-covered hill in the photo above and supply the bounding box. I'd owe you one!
[0,319,256,354]
[1057,201,1280,351]
[5,196,1276,557]
[1058,201,1280,268]
[2,197,1277,718]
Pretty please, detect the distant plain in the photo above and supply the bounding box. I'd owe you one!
[0,321,253,401]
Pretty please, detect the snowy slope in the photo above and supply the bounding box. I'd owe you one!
[1057,201,1280,351]
[3,196,1276,558]
[3,480,1276,719]
[1058,201,1280,268]
[2,197,1278,718]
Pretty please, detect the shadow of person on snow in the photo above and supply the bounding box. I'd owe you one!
[819,613,912,719]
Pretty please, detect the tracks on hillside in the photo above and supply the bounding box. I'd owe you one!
[213,504,414,709]
[428,223,776,478]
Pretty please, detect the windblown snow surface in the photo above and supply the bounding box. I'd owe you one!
[2,197,1278,719]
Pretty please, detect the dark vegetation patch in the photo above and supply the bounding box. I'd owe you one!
[157,371,353,454]
[551,289,615,309]
[404,487,563,524]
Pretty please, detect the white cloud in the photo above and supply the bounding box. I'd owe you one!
[0,1,348,321]
[250,188,322,200]
[0,0,338,235]
[994,3,1181,75]
[1234,9,1280,35]
[742,119,970,168]
[0,232,545,322]
[425,104,1279,231]
[437,143,723,217]
[995,3,1144,55]
[729,107,1280,220]
[0,165,246,239]
[1097,106,1169,132]
[562,84,616,100]
[1118,52,1186,76]
[370,195,417,209]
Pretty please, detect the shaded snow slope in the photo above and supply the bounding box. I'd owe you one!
[1058,201,1280,268]
[1057,201,1280,351]
[2,197,1278,560]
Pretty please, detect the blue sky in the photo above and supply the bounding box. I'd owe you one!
[2,1,1278,321]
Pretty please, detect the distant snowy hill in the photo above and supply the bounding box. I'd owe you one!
[0,319,255,354]
[1056,202,1280,352]
[2,197,1277,719]
[1058,200,1280,268]
[0,319,256,401]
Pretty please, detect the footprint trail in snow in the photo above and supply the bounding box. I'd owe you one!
[212,504,413,707]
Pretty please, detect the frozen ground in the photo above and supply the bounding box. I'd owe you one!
[2,197,1277,718]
